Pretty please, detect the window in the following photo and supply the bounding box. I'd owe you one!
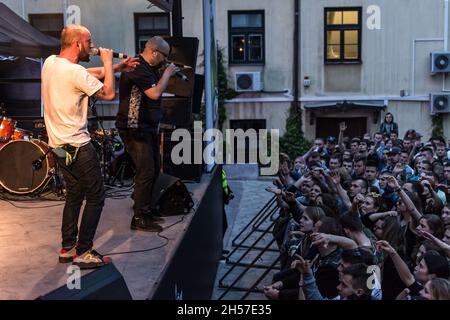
[29,14,64,38]
[324,7,362,63]
[134,13,170,54]
[228,11,264,64]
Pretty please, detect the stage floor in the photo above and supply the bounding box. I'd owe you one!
[0,173,213,300]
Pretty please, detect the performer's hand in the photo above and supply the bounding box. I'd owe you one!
[118,57,140,72]
[164,63,179,77]
[98,47,113,65]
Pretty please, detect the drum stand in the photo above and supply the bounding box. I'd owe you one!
[108,153,133,187]
[89,99,131,187]
[49,164,66,197]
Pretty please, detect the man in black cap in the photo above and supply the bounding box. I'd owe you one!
[326,136,339,156]
[381,146,401,174]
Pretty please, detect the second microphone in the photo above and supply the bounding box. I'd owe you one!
[89,48,128,59]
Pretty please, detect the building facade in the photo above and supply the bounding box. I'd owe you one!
[3,0,450,142]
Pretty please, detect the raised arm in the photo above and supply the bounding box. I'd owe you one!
[330,171,352,209]
[144,64,178,100]
[419,230,450,258]
[377,240,415,287]
[88,57,140,79]
[293,255,326,300]
[337,122,347,152]
[311,233,358,249]
[388,176,422,222]
[93,48,115,100]
[367,211,398,222]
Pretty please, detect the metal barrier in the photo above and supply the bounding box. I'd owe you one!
[218,194,285,300]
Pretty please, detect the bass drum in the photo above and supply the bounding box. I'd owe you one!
[0,139,54,194]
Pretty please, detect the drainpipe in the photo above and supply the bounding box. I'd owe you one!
[443,0,450,91]
[63,0,68,26]
[445,0,449,51]
[293,0,300,119]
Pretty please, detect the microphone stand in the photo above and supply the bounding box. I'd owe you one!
[89,97,115,185]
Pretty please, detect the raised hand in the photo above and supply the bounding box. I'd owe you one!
[376,240,396,254]
[392,163,404,176]
[118,57,140,72]
[354,193,365,204]
[330,171,341,185]
[98,47,113,65]
[265,186,282,195]
[292,254,311,274]
[311,232,330,248]
[387,175,400,189]
[283,191,297,204]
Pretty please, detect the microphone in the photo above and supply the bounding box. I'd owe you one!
[89,48,128,59]
[32,156,45,170]
[165,62,189,81]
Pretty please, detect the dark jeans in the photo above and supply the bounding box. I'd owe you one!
[120,130,160,217]
[57,142,105,255]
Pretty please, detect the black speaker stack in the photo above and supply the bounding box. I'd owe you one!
[160,36,204,183]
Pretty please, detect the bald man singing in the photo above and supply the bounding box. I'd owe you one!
[116,36,177,232]
[42,25,138,269]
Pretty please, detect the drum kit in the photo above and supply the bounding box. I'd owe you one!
[0,113,131,197]
[90,127,133,187]
[0,115,59,195]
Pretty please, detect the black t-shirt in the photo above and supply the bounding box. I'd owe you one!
[116,55,162,132]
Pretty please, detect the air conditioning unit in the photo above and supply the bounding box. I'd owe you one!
[431,52,450,73]
[234,72,262,92]
[430,92,450,113]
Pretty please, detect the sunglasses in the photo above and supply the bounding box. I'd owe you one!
[154,49,169,58]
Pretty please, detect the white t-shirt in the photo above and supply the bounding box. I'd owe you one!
[42,55,103,148]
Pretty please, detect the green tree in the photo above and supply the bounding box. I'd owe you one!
[431,114,444,138]
[280,102,311,159]
[217,48,237,130]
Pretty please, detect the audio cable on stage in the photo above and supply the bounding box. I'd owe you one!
[103,213,189,257]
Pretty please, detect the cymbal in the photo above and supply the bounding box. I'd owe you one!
[92,129,118,136]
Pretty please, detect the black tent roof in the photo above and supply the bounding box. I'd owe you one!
[0,3,59,58]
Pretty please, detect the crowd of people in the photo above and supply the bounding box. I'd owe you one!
[263,118,450,300]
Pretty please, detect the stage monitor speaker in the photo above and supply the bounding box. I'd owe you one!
[160,129,204,182]
[163,161,203,183]
[192,74,204,114]
[164,37,199,97]
[38,263,132,300]
[164,37,199,70]
[161,97,192,128]
[151,173,194,216]
[165,68,195,98]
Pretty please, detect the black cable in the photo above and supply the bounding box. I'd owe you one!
[0,197,64,209]
[0,190,65,203]
[103,214,188,256]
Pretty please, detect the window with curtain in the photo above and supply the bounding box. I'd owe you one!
[228,11,265,64]
[324,8,362,63]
